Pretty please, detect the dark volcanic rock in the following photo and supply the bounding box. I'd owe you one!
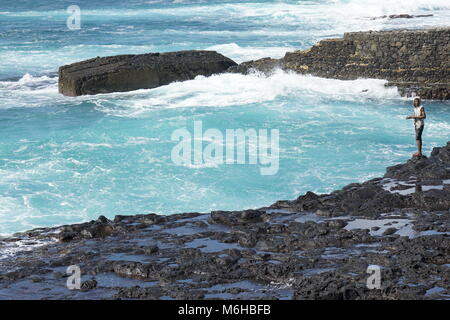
[58,215,114,241]
[382,227,398,236]
[113,262,153,279]
[270,141,450,216]
[58,50,237,96]
[385,142,450,181]
[209,209,265,226]
[80,279,97,291]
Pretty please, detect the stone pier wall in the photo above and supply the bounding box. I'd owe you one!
[230,28,450,100]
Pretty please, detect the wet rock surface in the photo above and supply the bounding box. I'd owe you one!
[58,50,237,96]
[0,142,449,300]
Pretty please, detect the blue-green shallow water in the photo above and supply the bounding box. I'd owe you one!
[1,0,450,234]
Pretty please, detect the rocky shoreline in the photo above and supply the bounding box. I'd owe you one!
[1,142,449,300]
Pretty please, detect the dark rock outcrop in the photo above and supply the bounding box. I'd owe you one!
[58,215,114,241]
[385,142,450,180]
[271,142,450,216]
[58,50,237,96]
[228,27,450,100]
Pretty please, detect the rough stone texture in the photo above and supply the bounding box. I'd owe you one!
[0,141,449,300]
[228,28,450,100]
[58,50,237,96]
[271,142,450,217]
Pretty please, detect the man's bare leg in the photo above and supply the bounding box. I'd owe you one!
[415,139,422,157]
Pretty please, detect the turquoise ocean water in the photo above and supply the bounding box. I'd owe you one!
[0,0,450,234]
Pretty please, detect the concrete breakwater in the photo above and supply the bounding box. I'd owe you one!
[58,27,450,99]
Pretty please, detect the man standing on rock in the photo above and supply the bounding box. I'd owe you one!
[406,96,426,157]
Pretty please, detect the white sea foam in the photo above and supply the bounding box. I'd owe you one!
[2,0,448,36]
[0,69,403,112]
[0,73,57,91]
[0,237,58,260]
[0,196,39,236]
[91,69,401,117]
[205,43,295,63]
[0,44,157,77]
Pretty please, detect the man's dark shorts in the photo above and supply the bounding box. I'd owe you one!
[415,122,424,141]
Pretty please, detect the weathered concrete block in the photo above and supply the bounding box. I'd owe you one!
[58,50,237,96]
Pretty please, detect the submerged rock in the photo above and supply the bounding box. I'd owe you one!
[369,14,434,20]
